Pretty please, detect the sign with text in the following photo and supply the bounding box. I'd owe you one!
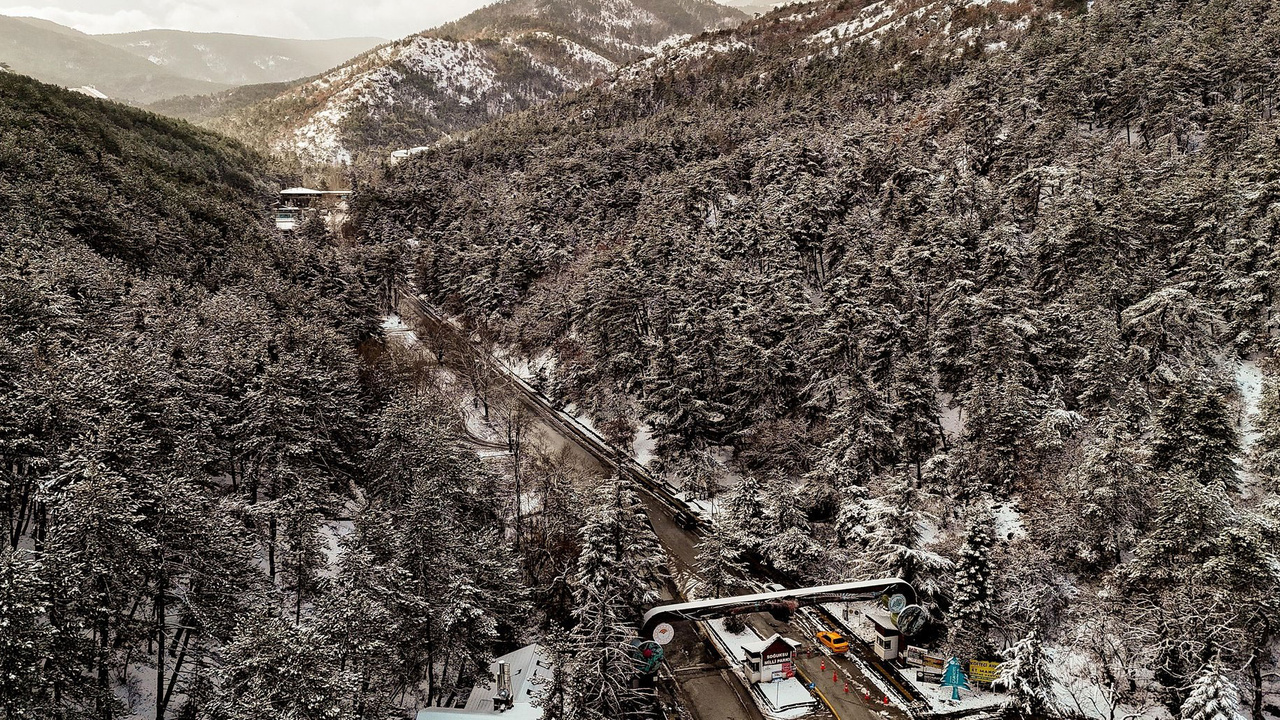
[968,660,1002,684]
[917,670,943,685]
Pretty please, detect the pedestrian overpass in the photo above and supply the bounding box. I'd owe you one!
[640,577,926,647]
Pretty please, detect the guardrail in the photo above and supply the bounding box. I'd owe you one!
[395,285,708,531]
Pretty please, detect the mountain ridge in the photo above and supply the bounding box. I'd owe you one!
[202,0,747,164]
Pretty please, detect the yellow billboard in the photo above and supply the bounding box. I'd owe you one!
[968,660,1002,683]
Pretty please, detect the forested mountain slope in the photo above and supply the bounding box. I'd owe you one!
[358,0,1280,716]
[0,73,526,718]
[209,0,745,164]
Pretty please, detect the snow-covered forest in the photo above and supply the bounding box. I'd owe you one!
[356,0,1280,717]
[9,0,1280,719]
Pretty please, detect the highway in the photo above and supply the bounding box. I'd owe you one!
[394,287,924,720]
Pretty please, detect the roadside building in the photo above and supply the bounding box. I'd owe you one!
[275,187,352,232]
[866,610,902,662]
[415,643,551,720]
[741,633,801,684]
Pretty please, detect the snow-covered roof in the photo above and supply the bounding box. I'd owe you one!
[741,633,800,656]
[414,643,551,720]
[865,609,900,635]
[281,187,322,195]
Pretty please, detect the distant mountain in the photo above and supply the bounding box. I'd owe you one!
[719,0,783,17]
[207,0,747,164]
[0,15,227,103]
[96,30,383,86]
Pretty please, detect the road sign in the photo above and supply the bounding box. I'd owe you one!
[895,605,929,636]
[653,623,675,645]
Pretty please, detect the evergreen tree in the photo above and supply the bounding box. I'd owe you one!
[1180,664,1242,720]
[694,530,746,599]
[951,509,995,643]
[994,631,1055,719]
[1150,381,1240,491]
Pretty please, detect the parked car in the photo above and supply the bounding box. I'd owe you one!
[816,630,850,654]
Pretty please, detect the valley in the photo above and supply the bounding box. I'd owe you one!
[4,1,1280,720]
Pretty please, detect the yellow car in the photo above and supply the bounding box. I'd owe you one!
[816,630,850,654]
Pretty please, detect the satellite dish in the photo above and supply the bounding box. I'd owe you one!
[653,623,676,645]
[895,604,929,636]
[888,594,908,613]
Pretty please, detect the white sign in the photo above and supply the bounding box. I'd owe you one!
[653,623,676,645]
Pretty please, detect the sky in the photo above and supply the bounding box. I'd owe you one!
[0,0,495,40]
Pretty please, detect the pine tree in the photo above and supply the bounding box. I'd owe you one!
[866,476,952,591]
[1180,664,1242,720]
[951,510,995,641]
[1150,381,1240,491]
[1251,378,1280,488]
[695,530,747,599]
[994,631,1055,719]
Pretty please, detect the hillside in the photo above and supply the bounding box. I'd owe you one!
[0,15,227,103]
[96,30,383,86]
[208,0,746,164]
[357,0,1280,716]
[0,71,527,719]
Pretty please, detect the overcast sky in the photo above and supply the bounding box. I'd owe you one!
[0,0,495,39]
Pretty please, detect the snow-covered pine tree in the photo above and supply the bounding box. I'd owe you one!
[1251,377,1280,488]
[1180,664,1243,720]
[567,477,663,720]
[695,529,747,599]
[951,509,995,646]
[867,475,952,592]
[994,631,1055,719]
[719,474,766,557]
[1149,380,1240,492]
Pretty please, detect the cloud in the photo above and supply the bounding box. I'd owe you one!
[0,0,493,39]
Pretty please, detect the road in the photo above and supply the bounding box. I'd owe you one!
[395,288,910,720]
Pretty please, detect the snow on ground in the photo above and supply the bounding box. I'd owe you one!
[633,422,657,465]
[938,391,964,442]
[1237,358,1265,452]
[319,520,355,576]
[991,502,1025,541]
[381,314,420,346]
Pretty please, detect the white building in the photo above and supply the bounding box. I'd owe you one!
[416,644,552,720]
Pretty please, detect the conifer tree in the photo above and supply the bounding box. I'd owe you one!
[951,509,995,641]
[1180,664,1242,720]
[994,631,1055,719]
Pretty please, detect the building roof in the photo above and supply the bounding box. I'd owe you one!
[741,633,801,657]
[415,643,551,720]
[864,610,900,635]
[280,187,353,196]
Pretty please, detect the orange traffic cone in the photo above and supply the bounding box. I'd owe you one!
[883,696,890,705]
[820,661,826,671]
[844,682,850,694]
[863,692,871,702]
[833,671,838,682]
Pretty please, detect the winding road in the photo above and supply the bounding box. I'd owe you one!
[394,287,926,720]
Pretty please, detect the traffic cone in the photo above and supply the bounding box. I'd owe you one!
[820,661,825,671]
[863,692,871,702]
[833,671,839,682]
[883,696,890,705]
[844,682,850,694]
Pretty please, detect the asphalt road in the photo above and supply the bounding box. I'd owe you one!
[398,293,766,720]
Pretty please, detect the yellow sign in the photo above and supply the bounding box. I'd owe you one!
[968,660,1002,683]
